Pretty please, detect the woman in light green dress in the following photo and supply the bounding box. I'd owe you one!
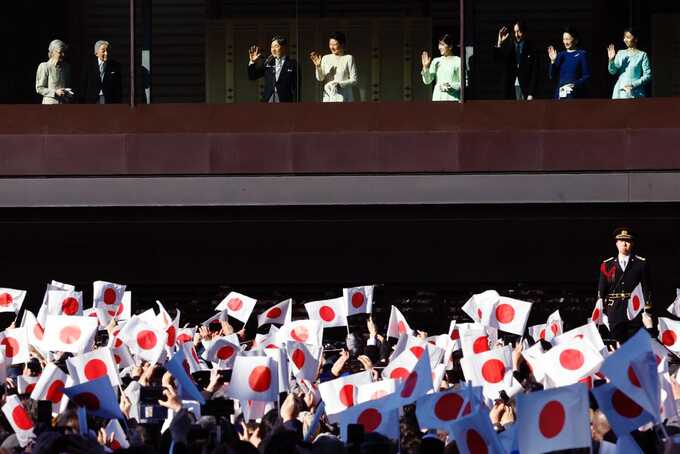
[421,34,461,102]
[607,29,651,99]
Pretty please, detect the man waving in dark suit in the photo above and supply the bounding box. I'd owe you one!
[81,40,122,104]
[248,36,299,103]
[493,20,539,101]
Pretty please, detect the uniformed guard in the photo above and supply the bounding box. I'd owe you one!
[596,227,651,343]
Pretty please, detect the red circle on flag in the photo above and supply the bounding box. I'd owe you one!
[84,359,108,380]
[466,429,488,454]
[612,389,643,418]
[166,326,176,347]
[662,330,676,347]
[74,392,101,411]
[400,371,418,398]
[46,379,65,403]
[351,292,365,308]
[559,348,584,370]
[110,440,122,450]
[292,349,305,369]
[103,288,117,305]
[357,408,382,433]
[2,337,19,358]
[59,326,82,344]
[227,298,243,311]
[0,293,13,307]
[592,308,601,321]
[177,333,192,344]
[632,295,640,311]
[550,323,559,336]
[495,304,515,324]
[217,345,235,360]
[114,354,122,364]
[61,297,79,315]
[451,329,460,341]
[116,303,124,316]
[538,400,565,438]
[472,336,489,354]
[410,346,424,359]
[136,330,157,350]
[319,306,336,322]
[11,405,33,430]
[248,366,272,392]
[25,384,36,395]
[397,321,407,334]
[477,309,483,320]
[114,336,123,348]
[434,393,464,421]
[481,359,505,384]
[539,329,546,340]
[266,307,282,319]
[390,367,410,381]
[34,324,44,340]
[291,326,309,343]
[339,384,355,406]
[627,366,641,388]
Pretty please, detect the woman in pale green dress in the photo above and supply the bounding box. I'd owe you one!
[607,29,651,99]
[421,34,461,102]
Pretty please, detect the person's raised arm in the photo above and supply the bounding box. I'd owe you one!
[607,44,619,75]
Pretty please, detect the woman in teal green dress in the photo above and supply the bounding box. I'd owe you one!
[607,29,651,99]
[421,34,461,102]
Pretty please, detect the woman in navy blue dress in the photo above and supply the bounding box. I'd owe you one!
[547,28,591,99]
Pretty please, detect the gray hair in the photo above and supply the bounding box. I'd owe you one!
[94,40,110,55]
[47,39,66,57]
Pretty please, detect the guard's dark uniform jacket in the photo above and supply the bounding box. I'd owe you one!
[597,254,651,330]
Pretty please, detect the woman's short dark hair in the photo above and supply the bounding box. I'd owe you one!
[271,35,287,47]
[513,19,528,33]
[623,28,638,40]
[438,33,456,48]
[563,27,580,43]
[329,31,346,46]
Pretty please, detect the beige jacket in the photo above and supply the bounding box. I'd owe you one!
[35,61,71,104]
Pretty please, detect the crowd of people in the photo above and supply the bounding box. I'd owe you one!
[36,20,652,105]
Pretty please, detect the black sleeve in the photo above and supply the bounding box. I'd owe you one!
[492,41,510,63]
[247,58,265,81]
[597,262,608,300]
[642,261,652,310]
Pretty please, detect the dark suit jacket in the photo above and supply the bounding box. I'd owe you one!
[81,58,123,104]
[597,255,651,328]
[247,56,299,102]
[493,39,539,99]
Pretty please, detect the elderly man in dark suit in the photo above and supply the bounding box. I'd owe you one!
[493,20,539,101]
[247,36,299,103]
[82,40,122,104]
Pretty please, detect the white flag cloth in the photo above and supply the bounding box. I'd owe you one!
[319,371,373,416]
[462,290,500,324]
[627,283,645,320]
[63,376,123,419]
[42,315,97,354]
[591,299,604,325]
[446,409,505,454]
[115,291,132,320]
[257,299,292,327]
[658,317,680,353]
[386,305,413,338]
[226,355,278,402]
[21,310,45,351]
[66,347,120,386]
[334,393,400,442]
[460,326,492,357]
[278,320,323,347]
[105,419,130,450]
[47,289,83,316]
[591,382,654,437]
[176,327,195,344]
[264,347,290,395]
[0,327,29,365]
[180,341,203,374]
[286,341,322,382]
[544,310,563,341]
[30,363,68,413]
[93,281,126,318]
[666,289,680,317]
[305,297,348,328]
[460,345,522,401]
[166,348,206,404]
[2,395,35,447]
[660,372,679,421]
[204,337,240,369]
[381,349,418,381]
[516,383,591,454]
[356,379,397,404]
[552,322,606,354]
[118,315,167,364]
[448,321,461,351]
[16,376,38,395]
[542,337,604,387]
[162,308,180,349]
[528,323,547,342]
[522,342,548,383]
[392,347,433,406]
[0,288,27,313]
[240,399,276,422]
[215,291,257,324]
[388,333,425,362]
[343,285,374,316]
[415,387,473,430]
[481,296,532,336]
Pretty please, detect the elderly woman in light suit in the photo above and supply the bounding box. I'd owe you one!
[35,39,73,104]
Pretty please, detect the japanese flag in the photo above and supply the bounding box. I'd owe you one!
[30,363,68,413]
[389,333,425,362]
[516,383,591,454]
[264,347,290,394]
[17,376,39,395]
[544,310,563,341]
[658,317,680,353]
[392,347,433,406]
[335,393,400,442]
[180,341,203,374]
[163,307,181,349]
[386,305,413,339]
[521,342,548,383]
[255,331,281,351]
[462,290,499,324]
[21,310,45,351]
[286,341,322,382]
[460,326,493,357]
[226,355,278,402]
[382,349,418,381]
[528,323,547,342]
[47,289,83,316]
[0,327,29,365]
[319,371,373,416]
[166,348,206,404]
[93,281,126,312]
[483,296,532,336]
[240,399,276,422]
[204,337,240,369]
[446,409,505,454]
[415,388,473,430]
[0,288,26,313]
[42,315,98,354]
[118,315,167,364]
[448,321,461,350]
[257,299,292,327]
[2,395,35,447]
[591,299,604,325]
[104,419,130,450]
[356,379,397,403]
[63,375,123,419]
[666,289,680,317]
[215,291,257,324]
[305,297,347,328]
[460,346,522,401]
[542,337,604,386]
[628,283,645,320]
[343,285,374,316]
[591,382,654,437]
[66,348,120,386]
[278,320,323,347]
[176,327,195,345]
[552,322,606,354]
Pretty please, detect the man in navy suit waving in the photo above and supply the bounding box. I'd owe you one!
[248,36,299,103]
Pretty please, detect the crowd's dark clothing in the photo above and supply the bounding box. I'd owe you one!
[493,39,540,99]
[81,58,123,103]
[247,56,299,103]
